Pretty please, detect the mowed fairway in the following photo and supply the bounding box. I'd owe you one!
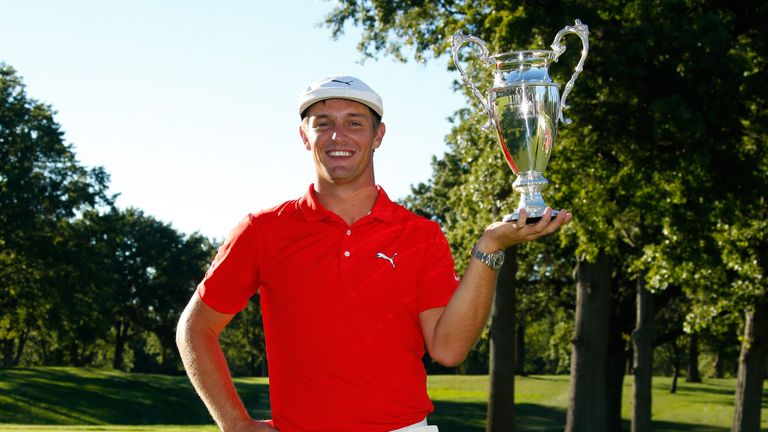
[1,368,766,431]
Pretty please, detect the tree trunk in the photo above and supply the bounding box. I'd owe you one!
[515,317,526,376]
[670,365,679,394]
[632,274,654,432]
[70,340,83,367]
[732,293,768,432]
[686,333,702,383]
[159,323,182,373]
[670,338,681,394]
[250,349,268,377]
[714,350,725,379]
[13,328,27,366]
[565,253,612,432]
[1,338,13,368]
[606,338,629,432]
[486,247,518,432]
[40,333,49,365]
[605,278,635,432]
[113,320,128,370]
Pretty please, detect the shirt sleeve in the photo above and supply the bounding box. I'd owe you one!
[417,222,461,312]
[197,214,261,314]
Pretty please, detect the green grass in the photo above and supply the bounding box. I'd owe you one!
[428,374,768,431]
[1,367,766,431]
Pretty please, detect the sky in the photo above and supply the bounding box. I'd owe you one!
[0,1,467,239]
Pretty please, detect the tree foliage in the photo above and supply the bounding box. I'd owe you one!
[325,0,765,269]
[0,64,218,372]
[0,63,110,366]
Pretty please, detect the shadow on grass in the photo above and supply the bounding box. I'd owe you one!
[430,400,486,432]
[433,400,733,432]
[0,367,270,425]
[431,400,568,432]
[666,383,735,397]
[234,379,272,421]
[659,381,768,409]
[516,403,566,431]
[0,368,758,431]
[650,421,729,432]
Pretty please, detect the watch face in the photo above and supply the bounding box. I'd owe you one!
[491,252,504,269]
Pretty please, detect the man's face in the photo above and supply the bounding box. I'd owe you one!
[300,99,385,188]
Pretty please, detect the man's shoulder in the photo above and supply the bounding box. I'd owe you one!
[389,201,443,231]
[249,198,302,222]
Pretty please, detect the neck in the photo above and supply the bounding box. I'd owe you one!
[314,183,379,225]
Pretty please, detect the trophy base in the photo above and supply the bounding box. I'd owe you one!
[502,210,559,224]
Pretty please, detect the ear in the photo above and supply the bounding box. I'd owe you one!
[372,122,386,150]
[299,124,311,151]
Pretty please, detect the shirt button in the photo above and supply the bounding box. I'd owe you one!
[344,251,350,257]
[346,229,352,236]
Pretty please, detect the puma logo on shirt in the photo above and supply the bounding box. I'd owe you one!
[376,252,398,268]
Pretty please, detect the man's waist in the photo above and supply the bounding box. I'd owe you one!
[390,418,439,432]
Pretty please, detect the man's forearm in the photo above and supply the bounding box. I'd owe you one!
[429,258,498,366]
[177,318,252,430]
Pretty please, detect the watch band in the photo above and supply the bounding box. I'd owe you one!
[471,245,505,270]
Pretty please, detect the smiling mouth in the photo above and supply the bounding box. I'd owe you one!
[328,150,354,157]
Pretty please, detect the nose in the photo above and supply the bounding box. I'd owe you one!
[331,126,346,142]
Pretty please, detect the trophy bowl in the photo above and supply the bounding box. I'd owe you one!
[451,20,589,223]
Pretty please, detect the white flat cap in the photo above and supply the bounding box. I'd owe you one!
[298,75,383,118]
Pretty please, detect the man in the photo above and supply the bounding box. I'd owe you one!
[176,76,571,432]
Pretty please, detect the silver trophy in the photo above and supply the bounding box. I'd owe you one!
[451,20,589,223]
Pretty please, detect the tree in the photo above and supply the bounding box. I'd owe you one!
[0,63,109,367]
[686,332,702,383]
[77,207,215,372]
[148,231,215,372]
[0,63,219,372]
[719,13,768,428]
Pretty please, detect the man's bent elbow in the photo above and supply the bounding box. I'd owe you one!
[175,313,191,353]
[176,302,200,355]
[430,349,468,368]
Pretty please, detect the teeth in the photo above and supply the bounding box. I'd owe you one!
[328,151,353,157]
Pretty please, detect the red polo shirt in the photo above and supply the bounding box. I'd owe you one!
[197,185,460,432]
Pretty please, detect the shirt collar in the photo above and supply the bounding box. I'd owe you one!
[298,184,396,223]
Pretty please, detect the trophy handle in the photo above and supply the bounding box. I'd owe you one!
[451,30,495,122]
[550,20,589,125]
